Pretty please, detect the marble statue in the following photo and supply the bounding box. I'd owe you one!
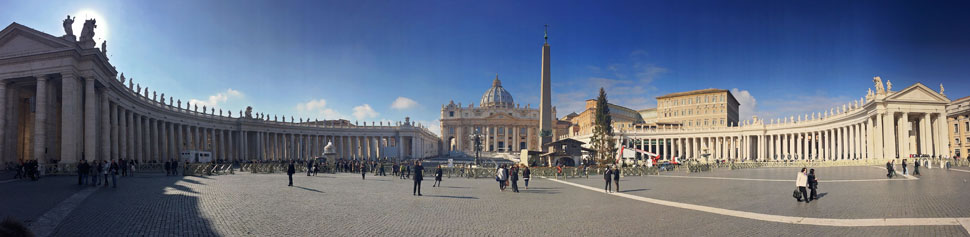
[62,15,75,36]
[873,76,885,94]
[219,109,222,116]
[203,105,207,113]
[79,19,97,42]
[194,104,198,112]
[228,110,232,117]
[290,116,294,123]
[101,40,107,54]
[940,83,945,95]
[160,93,164,102]
[152,91,157,101]
[299,118,303,123]
[120,73,125,83]
[211,108,215,114]
[169,97,173,105]
[886,80,893,92]
[136,84,141,92]
[274,115,278,121]
[129,80,133,90]
[177,99,181,108]
[245,106,253,118]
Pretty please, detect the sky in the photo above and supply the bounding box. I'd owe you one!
[2,0,969,136]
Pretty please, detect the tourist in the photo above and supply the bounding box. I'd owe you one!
[523,166,531,190]
[287,161,296,186]
[110,160,119,188]
[510,165,519,193]
[433,165,443,187]
[77,160,89,185]
[392,163,399,177]
[556,165,563,180]
[129,160,136,177]
[306,161,313,176]
[406,164,411,179]
[886,160,895,178]
[613,165,621,192]
[399,163,406,179]
[604,166,613,193]
[164,160,171,176]
[360,163,367,180]
[496,165,507,191]
[102,160,110,187]
[313,162,320,176]
[413,161,424,196]
[795,167,809,203]
[378,162,386,176]
[808,169,818,201]
[172,159,179,176]
[913,159,921,176]
[584,165,589,179]
[92,161,102,186]
[120,159,128,177]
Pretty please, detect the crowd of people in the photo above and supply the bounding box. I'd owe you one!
[75,159,133,188]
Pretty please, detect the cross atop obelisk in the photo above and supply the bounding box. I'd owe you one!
[544,24,548,43]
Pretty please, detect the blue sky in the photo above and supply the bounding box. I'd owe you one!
[3,0,969,135]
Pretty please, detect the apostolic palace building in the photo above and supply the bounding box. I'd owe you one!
[0,20,440,170]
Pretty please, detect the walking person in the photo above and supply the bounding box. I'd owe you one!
[92,161,102,186]
[496,165,507,191]
[360,163,367,180]
[523,166,531,190]
[399,163,406,179]
[914,159,921,176]
[432,165,443,187]
[129,161,136,177]
[795,168,809,203]
[510,165,519,193]
[164,160,171,176]
[413,161,424,196]
[172,160,179,176]
[604,166,613,193]
[556,165,563,180]
[307,161,314,176]
[77,160,89,185]
[287,161,296,186]
[808,169,818,201]
[613,165,621,192]
[886,160,895,178]
[102,160,110,187]
[110,160,119,188]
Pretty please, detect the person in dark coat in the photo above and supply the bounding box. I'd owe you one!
[604,167,613,193]
[613,166,621,192]
[433,165,443,187]
[510,165,520,193]
[886,160,895,178]
[307,161,314,176]
[523,166,531,190]
[109,160,119,188]
[913,160,921,176]
[171,160,179,176]
[807,169,818,201]
[360,163,367,180]
[413,161,424,196]
[77,160,88,185]
[902,159,908,175]
[164,160,171,176]
[287,161,296,186]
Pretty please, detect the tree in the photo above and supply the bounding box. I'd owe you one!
[590,88,617,166]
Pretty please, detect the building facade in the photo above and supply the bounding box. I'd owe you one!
[565,100,643,136]
[656,88,740,128]
[947,95,970,158]
[0,22,440,169]
[567,78,950,162]
[440,76,568,154]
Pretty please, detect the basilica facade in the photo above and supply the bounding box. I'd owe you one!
[439,76,568,154]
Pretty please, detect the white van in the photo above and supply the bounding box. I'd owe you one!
[180,150,213,163]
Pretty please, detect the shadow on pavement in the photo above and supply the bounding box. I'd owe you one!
[423,195,478,199]
[294,186,324,193]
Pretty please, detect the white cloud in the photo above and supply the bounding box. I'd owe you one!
[418,120,442,137]
[189,88,244,109]
[352,104,379,120]
[390,97,419,110]
[295,99,346,120]
[731,88,757,120]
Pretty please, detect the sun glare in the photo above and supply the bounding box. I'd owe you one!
[71,9,108,45]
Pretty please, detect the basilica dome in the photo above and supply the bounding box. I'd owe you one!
[480,75,514,108]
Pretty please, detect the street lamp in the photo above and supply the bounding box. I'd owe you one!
[469,131,483,166]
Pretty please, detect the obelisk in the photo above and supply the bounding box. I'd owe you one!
[539,25,552,152]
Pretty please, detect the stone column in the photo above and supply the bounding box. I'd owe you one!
[882,112,896,159]
[0,82,5,160]
[122,109,130,160]
[935,113,946,157]
[104,98,113,161]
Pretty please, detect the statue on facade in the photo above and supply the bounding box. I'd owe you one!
[152,91,157,101]
[101,40,107,54]
[120,73,126,83]
[940,83,945,96]
[245,106,253,118]
[202,105,206,113]
[160,93,165,102]
[211,108,215,114]
[177,99,181,108]
[290,116,294,123]
[229,110,232,117]
[136,84,141,93]
[886,80,893,92]
[274,115,278,121]
[79,19,97,42]
[219,109,223,116]
[873,76,885,94]
[169,97,173,106]
[62,15,75,36]
[194,104,198,112]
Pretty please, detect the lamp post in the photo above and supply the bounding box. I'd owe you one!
[469,131,483,166]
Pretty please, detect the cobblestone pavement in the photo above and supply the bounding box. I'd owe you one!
[0,167,967,236]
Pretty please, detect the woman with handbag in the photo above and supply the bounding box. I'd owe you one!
[795,167,809,203]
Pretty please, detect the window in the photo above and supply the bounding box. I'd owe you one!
[449,111,454,117]
[449,127,455,134]
[966,122,969,132]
